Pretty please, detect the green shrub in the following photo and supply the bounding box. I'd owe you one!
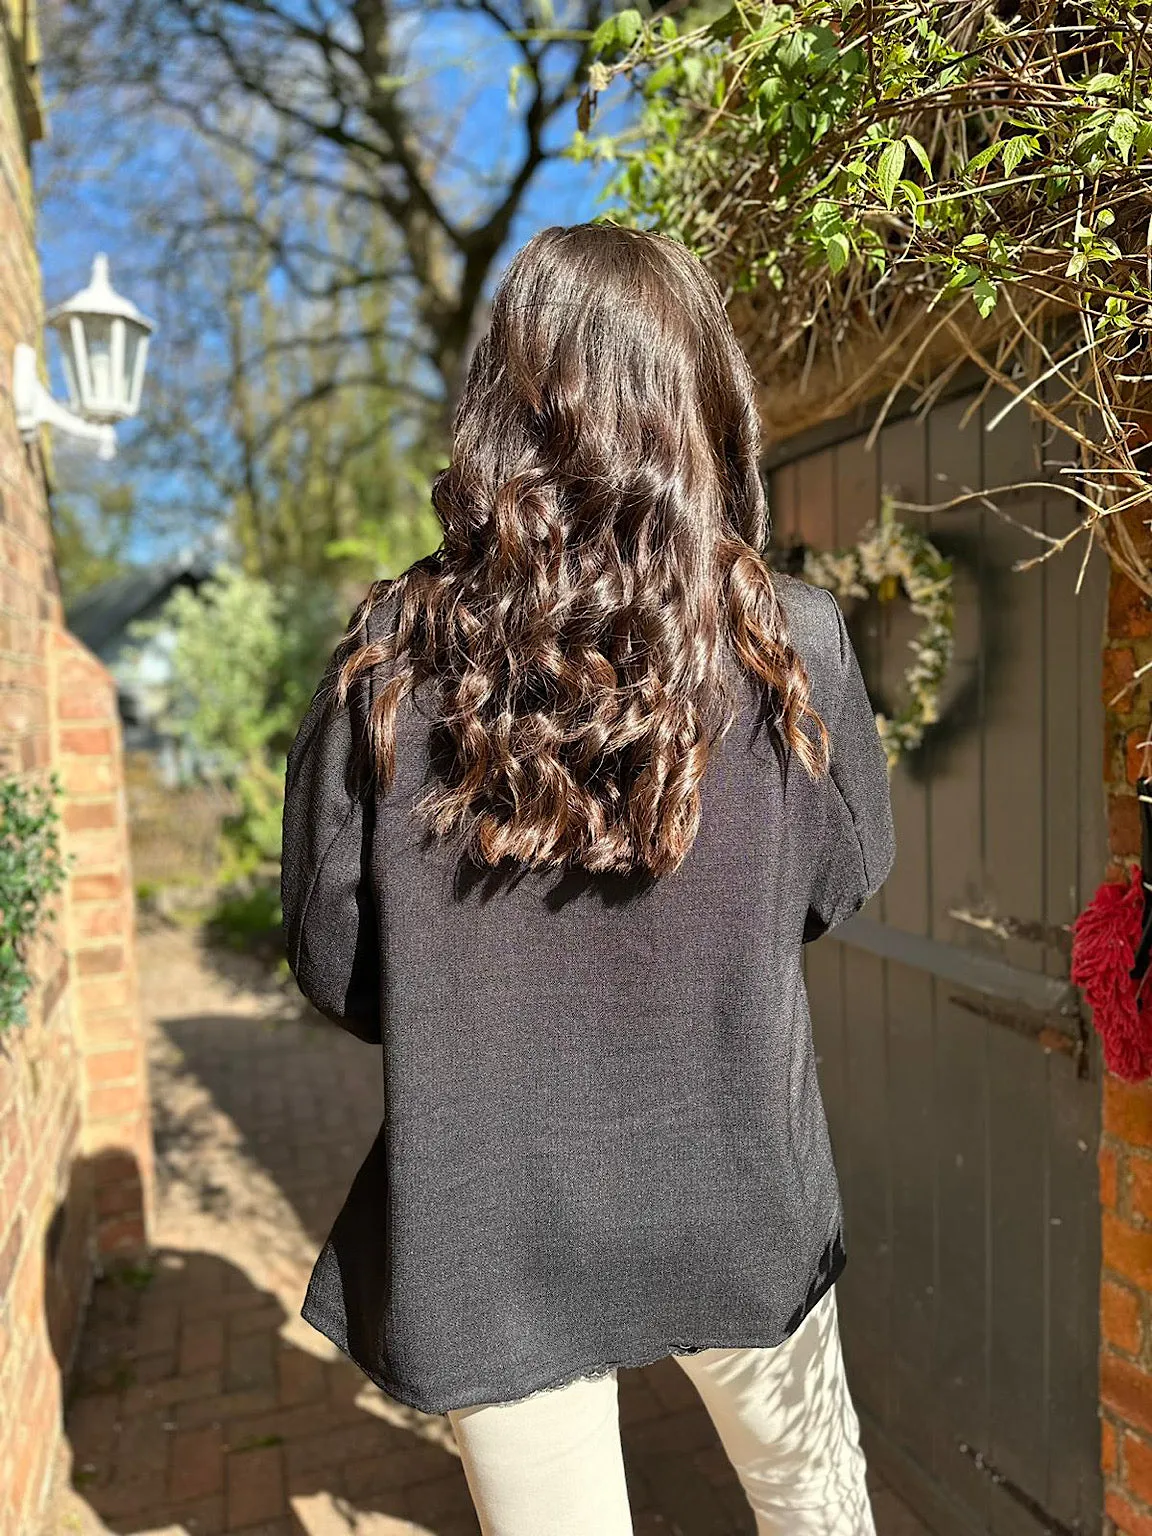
[0,775,68,1029]
[205,877,284,959]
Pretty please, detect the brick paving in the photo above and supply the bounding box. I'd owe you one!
[54,925,933,1536]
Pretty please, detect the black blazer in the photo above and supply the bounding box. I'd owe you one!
[280,572,895,1414]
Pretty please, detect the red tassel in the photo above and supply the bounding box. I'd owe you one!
[1071,868,1152,1081]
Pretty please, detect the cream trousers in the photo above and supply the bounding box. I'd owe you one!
[447,1283,876,1536]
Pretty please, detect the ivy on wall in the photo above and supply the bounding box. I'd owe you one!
[0,775,67,1030]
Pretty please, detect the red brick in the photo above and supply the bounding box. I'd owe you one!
[71,872,125,902]
[1104,1280,1144,1355]
[65,829,121,866]
[62,757,117,795]
[180,1319,225,1375]
[1104,1352,1152,1436]
[1111,574,1152,640]
[59,725,114,756]
[1126,1432,1152,1507]
[80,1010,138,1049]
[277,1348,325,1406]
[1106,1077,1152,1150]
[1106,1490,1152,1536]
[55,687,109,722]
[77,944,127,977]
[85,1048,138,1086]
[64,800,117,832]
[57,652,106,688]
[87,1084,141,1122]
[1112,794,1143,858]
[73,901,129,940]
[169,1424,224,1503]
[1106,1214,1152,1290]
[226,1444,285,1528]
[1133,1157,1152,1228]
[77,975,133,1013]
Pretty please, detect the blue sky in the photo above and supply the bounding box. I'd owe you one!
[34,5,624,566]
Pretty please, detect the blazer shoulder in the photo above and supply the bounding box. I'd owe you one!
[359,577,403,646]
[360,548,445,644]
[771,572,845,676]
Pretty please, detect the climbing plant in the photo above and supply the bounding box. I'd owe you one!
[0,774,67,1030]
[573,0,1152,592]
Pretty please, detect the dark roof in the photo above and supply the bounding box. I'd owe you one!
[66,554,216,656]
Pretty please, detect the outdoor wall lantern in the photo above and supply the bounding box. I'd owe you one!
[12,253,155,461]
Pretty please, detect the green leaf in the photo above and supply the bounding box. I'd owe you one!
[1000,135,1036,175]
[972,277,998,318]
[826,232,850,273]
[811,199,842,237]
[877,139,906,207]
[898,178,924,208]
[903,133,933,177]
[615,9,643,49]
[590,15,618,56]
[963,140,1002,178]
[1110,110,1139,162]
[659,16,678,41]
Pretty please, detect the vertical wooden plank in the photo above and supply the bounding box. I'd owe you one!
[770,458,800,548]
[926,391,993,1530]
[876,413,939,1476]
[985,1029,1052,1536]
[981,393,1047,976]
[821,436,893,1426]
[1045,1046,1102,1531]
[979,393,1051,1534]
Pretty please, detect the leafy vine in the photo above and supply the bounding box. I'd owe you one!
[574,0,1152,594]
[0,774,68,1030]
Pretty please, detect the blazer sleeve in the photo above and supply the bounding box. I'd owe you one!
[280,634,382,1043]
[803,588,896,943]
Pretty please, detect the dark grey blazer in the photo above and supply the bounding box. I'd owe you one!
[281,572,895,1414]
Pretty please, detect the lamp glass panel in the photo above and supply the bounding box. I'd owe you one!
[84,317,114,410]
[121,330,141,413]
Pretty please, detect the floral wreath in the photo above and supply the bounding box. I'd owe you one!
[801,499,955,769]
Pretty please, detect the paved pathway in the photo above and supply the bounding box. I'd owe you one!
[57,925,932,1536]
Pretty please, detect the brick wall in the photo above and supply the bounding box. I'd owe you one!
[1100,564,1152,1536]
[0,6,153,1535]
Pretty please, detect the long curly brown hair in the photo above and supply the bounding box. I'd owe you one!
[335,221,829,877]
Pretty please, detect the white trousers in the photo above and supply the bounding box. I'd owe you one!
[447,1283,876,1536]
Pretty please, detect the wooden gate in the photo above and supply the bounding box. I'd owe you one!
[770,384,1105,1536]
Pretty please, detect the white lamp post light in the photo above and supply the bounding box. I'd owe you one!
[12,254,155,460]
